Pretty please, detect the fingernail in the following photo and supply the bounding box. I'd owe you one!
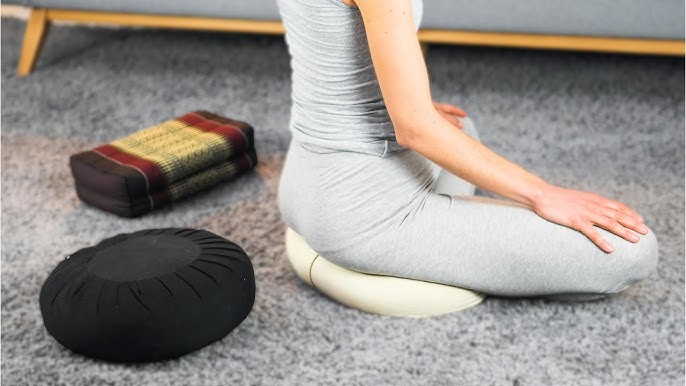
[606,244,614,253]
[630,234,639,242]
[639,224,649,233]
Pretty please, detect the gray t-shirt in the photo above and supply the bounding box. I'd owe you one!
[276,0,424,157]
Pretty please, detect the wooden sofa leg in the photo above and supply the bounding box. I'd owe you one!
[18,8,51,76]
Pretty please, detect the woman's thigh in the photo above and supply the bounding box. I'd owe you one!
[317,116,659,298]
[330,192,658,297]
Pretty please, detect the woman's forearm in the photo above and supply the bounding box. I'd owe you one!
[399,111,550,208]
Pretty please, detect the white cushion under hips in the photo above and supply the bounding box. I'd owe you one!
[284,227,485,317]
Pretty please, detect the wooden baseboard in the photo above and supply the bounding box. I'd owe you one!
[15,7,685,76]
[417,29,685,56]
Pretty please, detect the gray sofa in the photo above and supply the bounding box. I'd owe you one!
[4,0,684,75]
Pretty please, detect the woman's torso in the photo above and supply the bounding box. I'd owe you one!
[277,0,432,254]
[276,0,424,158]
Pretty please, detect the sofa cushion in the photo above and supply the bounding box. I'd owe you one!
[4,0,282,21]
[423,0,684,39]
[2,0,683,39]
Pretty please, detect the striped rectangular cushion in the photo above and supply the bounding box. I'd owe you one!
[69,111,258,217]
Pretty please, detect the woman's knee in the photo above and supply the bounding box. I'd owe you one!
[545,228,658,301]
[600,226,659,294]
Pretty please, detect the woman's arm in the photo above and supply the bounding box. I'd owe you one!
[354,0,648,253]
[355,0,546,206]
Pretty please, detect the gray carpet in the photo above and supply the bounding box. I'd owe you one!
[1,16,684,385]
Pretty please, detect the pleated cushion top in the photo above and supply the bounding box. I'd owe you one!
[39,228,255,363]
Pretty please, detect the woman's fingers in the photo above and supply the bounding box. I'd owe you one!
[598,198,649,235]
[591,212,641,243]
[444,104,467,117]
[598,197,643,224]
[578,222,614,253]
[613,209,649,235]
[532,185,650,254]
[434,102,468,117]
[433,101,468,129]
[438,110,465,129]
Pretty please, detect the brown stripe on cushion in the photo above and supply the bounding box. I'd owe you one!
[74,183,154,218]
[69,150,155,201]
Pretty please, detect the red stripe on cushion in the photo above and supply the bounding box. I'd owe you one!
[176,112,207,126]
[177,114,248,153]
[94,145,167,191]
[194,120,248,153]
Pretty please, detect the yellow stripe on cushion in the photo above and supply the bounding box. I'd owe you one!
[167,161,239,201]
[115,119,190,144]
[111,120,235,185]
[113,119,207,150]
[116,122,206,150]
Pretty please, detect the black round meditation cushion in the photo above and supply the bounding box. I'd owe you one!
[39,228,255,363]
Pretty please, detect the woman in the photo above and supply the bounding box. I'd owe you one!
[276,0,658,300]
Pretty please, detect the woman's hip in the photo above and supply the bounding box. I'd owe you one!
[277,138,435,251]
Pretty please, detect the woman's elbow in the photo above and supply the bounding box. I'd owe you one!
[394,110,438,149]
[395,127,414,148]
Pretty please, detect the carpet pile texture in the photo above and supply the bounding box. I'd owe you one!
[1,17,683,385]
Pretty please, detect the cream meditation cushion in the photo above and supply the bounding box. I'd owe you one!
[284,227,485,317]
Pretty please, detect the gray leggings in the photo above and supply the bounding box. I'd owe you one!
[277,117,659,300]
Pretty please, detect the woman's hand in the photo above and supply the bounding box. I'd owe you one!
[433,101,467,129]
[532,184,650,253]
